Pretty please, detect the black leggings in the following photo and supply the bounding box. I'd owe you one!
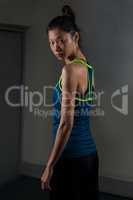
[50,151,99,200]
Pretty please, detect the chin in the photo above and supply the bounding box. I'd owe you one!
[56,55,64,60]
[58,57,63,61]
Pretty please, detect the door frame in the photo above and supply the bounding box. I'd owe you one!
[0,23,30,178]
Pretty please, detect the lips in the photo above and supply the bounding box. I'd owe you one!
[56,51,63,54]
[56,52,63,56]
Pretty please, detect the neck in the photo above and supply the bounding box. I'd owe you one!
[63,48,86,65]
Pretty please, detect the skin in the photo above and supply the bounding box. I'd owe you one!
[41,28,89,191]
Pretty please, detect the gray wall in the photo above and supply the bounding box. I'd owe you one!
[71,0,133,183]
[0,0,133,196]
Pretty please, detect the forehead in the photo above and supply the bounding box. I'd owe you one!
[48,28,70,40]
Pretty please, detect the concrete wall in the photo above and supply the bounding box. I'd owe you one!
[70,0,133,183]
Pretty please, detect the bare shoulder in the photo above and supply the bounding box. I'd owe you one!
[62,63,83,77]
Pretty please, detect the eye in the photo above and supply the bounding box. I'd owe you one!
[50,41,54,46]
[60,39,65,43]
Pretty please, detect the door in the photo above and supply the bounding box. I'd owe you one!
[0,30,23,186]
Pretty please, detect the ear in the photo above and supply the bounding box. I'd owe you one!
[73,32,80,44]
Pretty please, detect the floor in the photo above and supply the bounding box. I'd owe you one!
[0,175,132,200]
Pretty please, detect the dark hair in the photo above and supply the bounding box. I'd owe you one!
[46,5,80,38]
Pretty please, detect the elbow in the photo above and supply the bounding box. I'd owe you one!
[60,120,73,132]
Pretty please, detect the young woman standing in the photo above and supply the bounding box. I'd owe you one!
[41,5,99,200]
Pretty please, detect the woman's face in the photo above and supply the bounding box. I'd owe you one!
[48,28,79,61]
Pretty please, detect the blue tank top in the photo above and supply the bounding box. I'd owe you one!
[52,58,97,159]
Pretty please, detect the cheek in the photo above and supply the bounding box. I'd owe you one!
[65,44,74,55]
[64,41,74,51]
[50,47,55,55]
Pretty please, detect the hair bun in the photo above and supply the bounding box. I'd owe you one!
[62,5,75,22]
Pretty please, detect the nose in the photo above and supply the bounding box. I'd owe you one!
[54,42,62,52]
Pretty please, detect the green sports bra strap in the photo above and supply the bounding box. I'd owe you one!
[56,58,94,90]
[69,58,92,69]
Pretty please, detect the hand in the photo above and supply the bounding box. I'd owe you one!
[41,166,53,191]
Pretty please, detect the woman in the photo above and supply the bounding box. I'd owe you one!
[41,5,99,200]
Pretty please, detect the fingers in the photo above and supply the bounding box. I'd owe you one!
[41,181,44,190]
[48,184,52,191]
[41,180,52,191]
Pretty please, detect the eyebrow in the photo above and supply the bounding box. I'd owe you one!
[49,35,63,41]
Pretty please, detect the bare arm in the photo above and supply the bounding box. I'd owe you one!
[46,64,78,168]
